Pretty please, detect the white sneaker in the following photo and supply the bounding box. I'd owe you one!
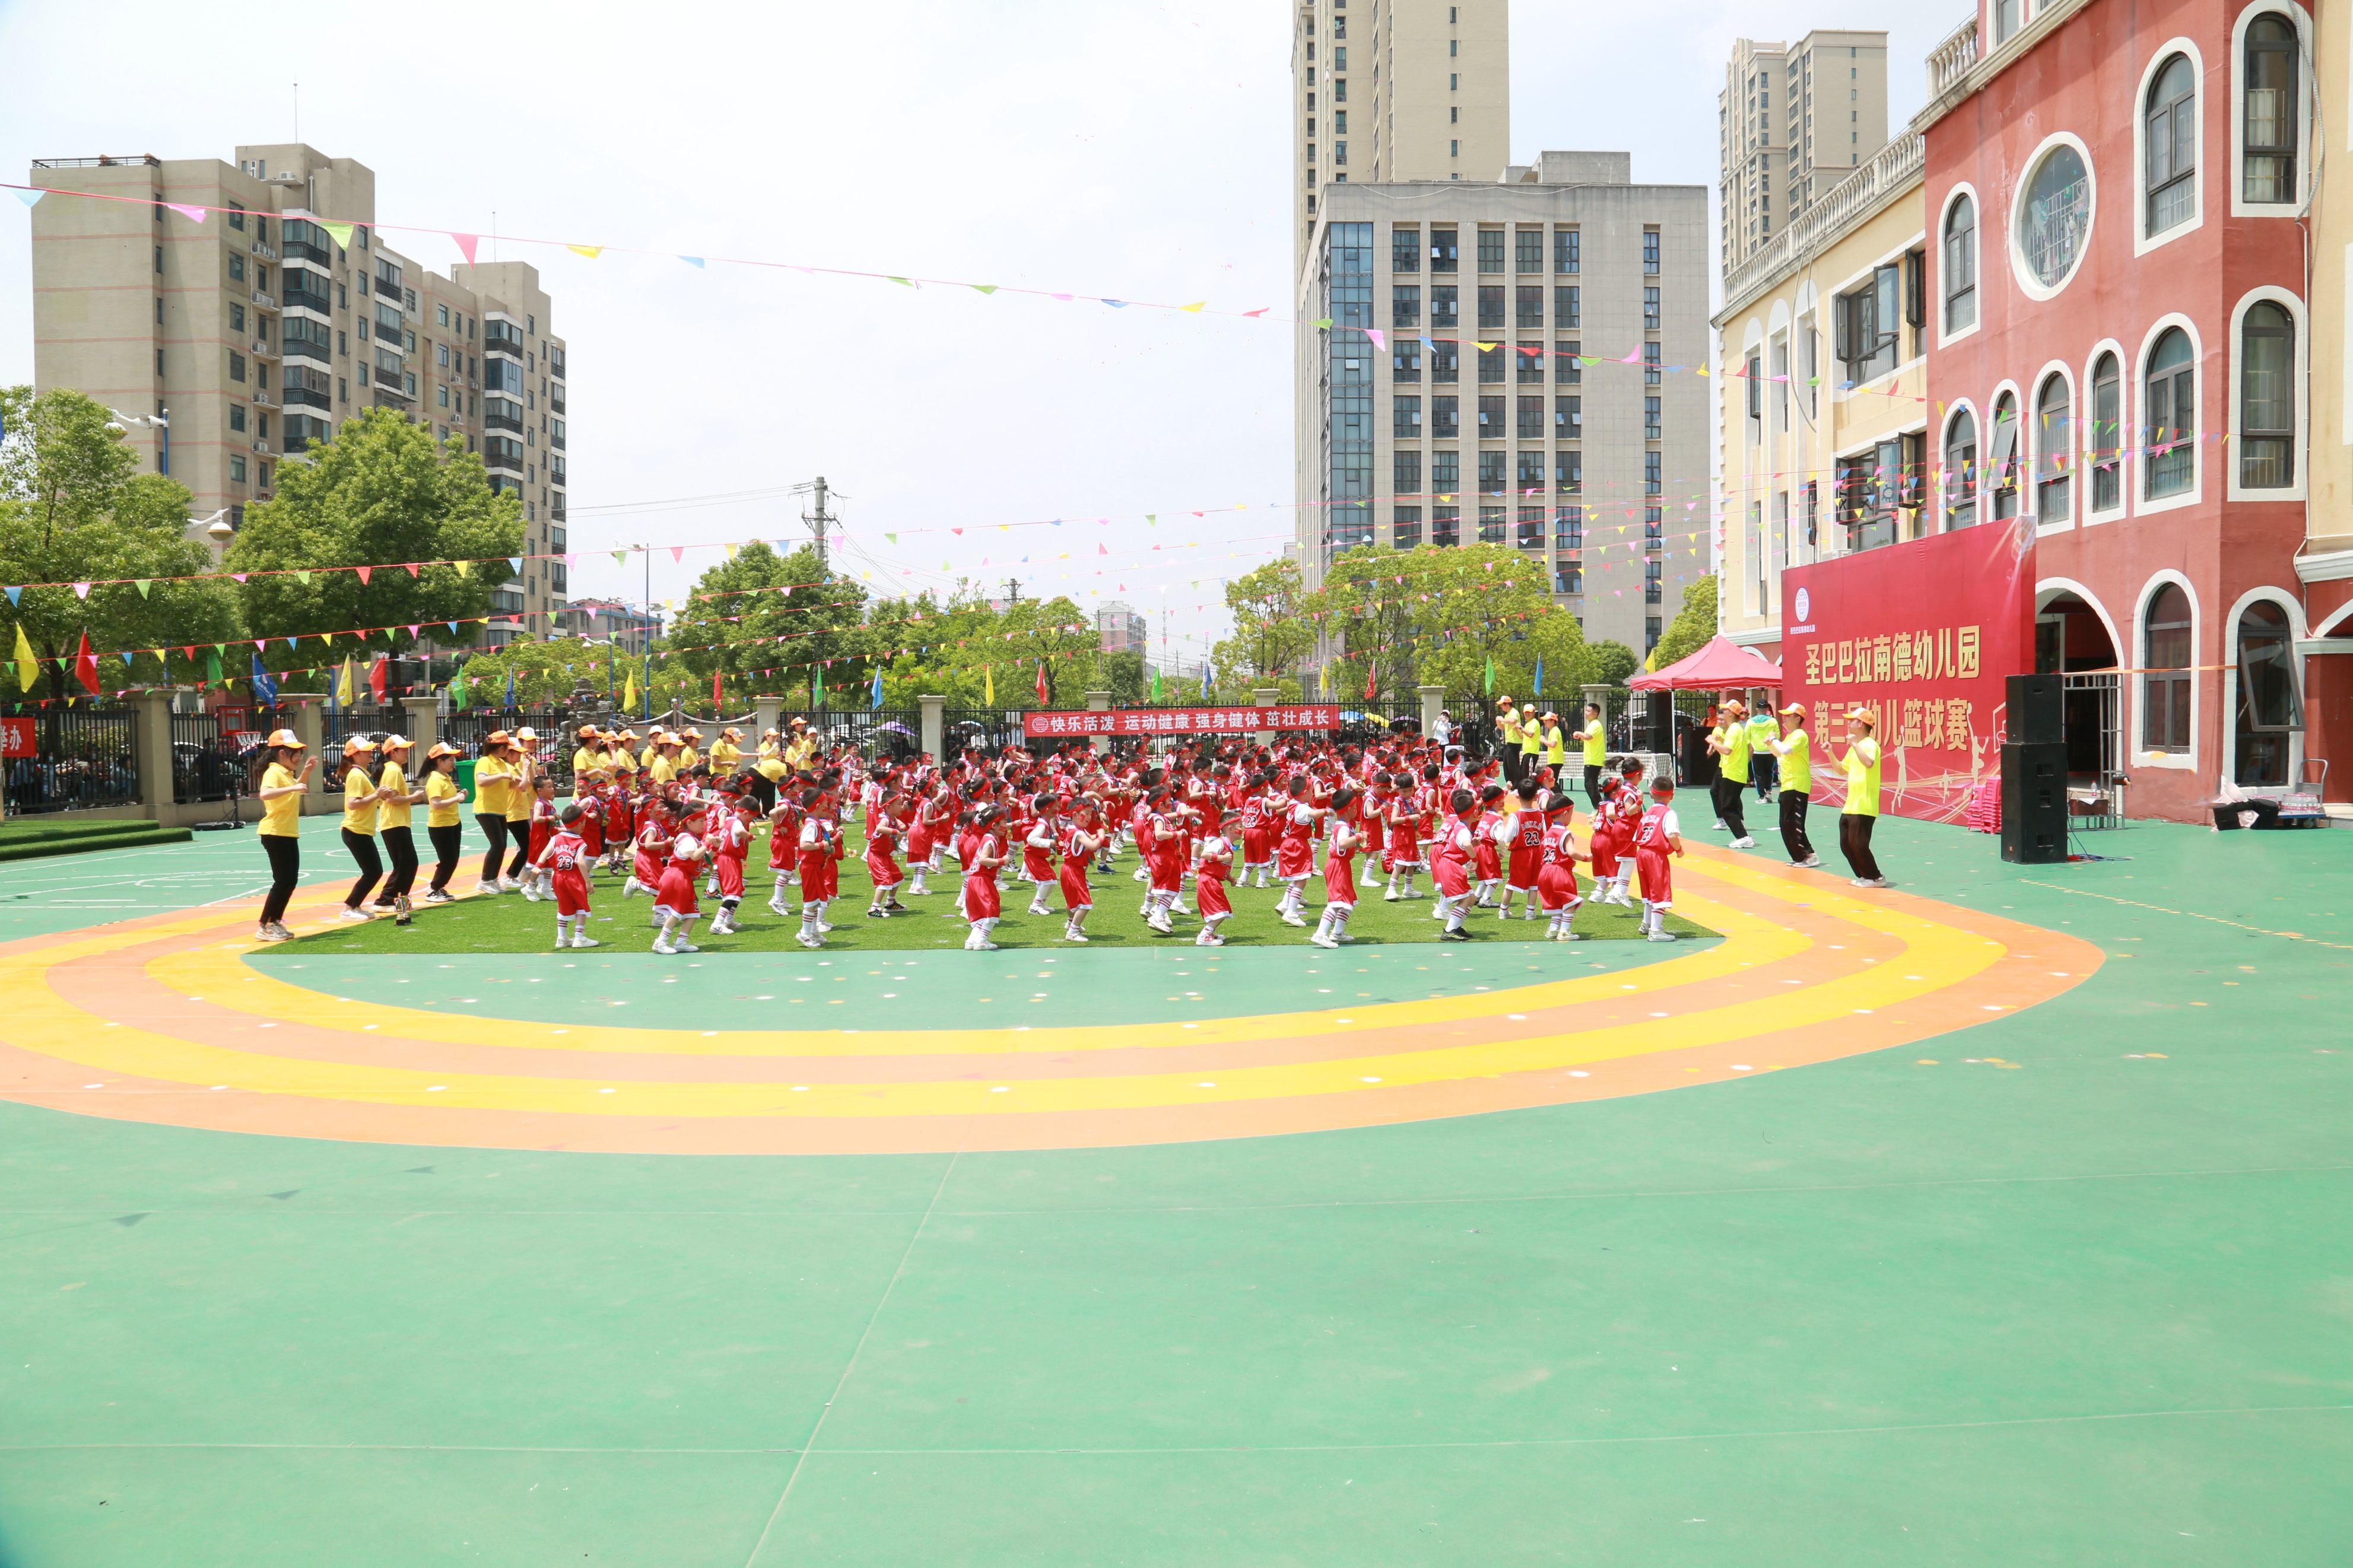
[817,921,834,933]
[520,883,542,902]
[1148,915,1173,934]
[1063,929,1090,942]
[570,934,601,949]
[1730,837,1755,849]
[1132,867,1149,882]
[652,939,676,955]
[797,934,824,949]
[768,899,791,917]
[1646,930,1678,942]
[1309,933,1338,949]
[498,877,522,893]
[1383,891,1401,902]
[1863,876,1892,889]
[1561,930,1584,942]
[338,906,372,922]
[705,880,719,897]
[973,940,999,951]
[622,879,643,899]
[1279,912,1308,928]
[1027,904,1052,917]
[1710,820,1725,831]
[1801,855,1824,868]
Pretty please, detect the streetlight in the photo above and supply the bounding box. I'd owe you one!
[108,406,170,476]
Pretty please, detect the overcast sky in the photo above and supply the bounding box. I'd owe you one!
[0,0,1960,674]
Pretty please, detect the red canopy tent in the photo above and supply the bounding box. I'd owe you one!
[1627,635,1783,691]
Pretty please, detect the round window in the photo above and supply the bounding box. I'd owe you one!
[2018,143,2092,290]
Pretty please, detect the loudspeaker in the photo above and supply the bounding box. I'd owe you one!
[2008,673,2063,745]
[2000,741,2070,864]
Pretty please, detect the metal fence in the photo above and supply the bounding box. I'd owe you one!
[3,706,140,816]
[167,712,248,803]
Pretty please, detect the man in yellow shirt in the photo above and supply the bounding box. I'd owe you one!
[1709,698,1755,848]
[1766,703,1821,869]
[1834,707,1888,888]
[1573,701,1607,809]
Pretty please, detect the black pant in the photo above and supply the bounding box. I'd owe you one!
[1779,790,1814,864]
[477,813,509,883]
[342,828,384,908]
[1583,764,1602,810]
[750,773,777,813]
[504,818,532,879]
[428,823,465,892]
[1752,752,1778,800]
[377,826,418,903]
[1712,777,1747,839]
[1840,813,1882,880]
[260,833,301,927]
[1500,742,1521,784]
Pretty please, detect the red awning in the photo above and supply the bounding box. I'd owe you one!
[1627,635,1783,691]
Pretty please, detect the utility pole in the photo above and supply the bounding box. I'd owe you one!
[1002,577,1022,606]
[791,476,842,577]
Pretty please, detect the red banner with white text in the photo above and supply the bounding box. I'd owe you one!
[1779,520,2035,822]
[1024,704,1342,740]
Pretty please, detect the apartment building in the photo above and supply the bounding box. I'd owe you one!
[554,598,660,654]
[1293,0,1510,274]
[1295,152,1708,656]
[1096,600,1147,656]
[1712,132,1927,656]
[26,143,569,645]
[1719,32,1891,272]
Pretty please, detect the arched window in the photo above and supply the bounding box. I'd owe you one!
[2036,374,2072,524]
[1943,194,1977,332]
[2243,15,2299,202]
[1944,408,1978,529]
[2240,300,2294,488]
[2090,352,2122,509]
[2145,329,2196,498]
[2145,54,2196,235]
[2234,600,2301,785]
[1989,391,2019,519]
[2143,583,2193,753]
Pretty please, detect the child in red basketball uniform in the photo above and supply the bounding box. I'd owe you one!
[1633,778,1684,942]
[521,777,559,902]
[1022,792,1061,917]
[864,797,908,920]
[1498,778,1547,921]
[1310,789,1362,949]
[1193,827,1234,946]
[961,805,1006,950]
[1536,796,1588,942]
[794,793,839,948]
[706,800,754,935]
[1059,800,1106,942]
[651,837,703,955]
[531,805,601,950]
[1430,789,1479,941]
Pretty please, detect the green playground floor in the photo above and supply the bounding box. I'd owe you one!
[2,813,2349,1565]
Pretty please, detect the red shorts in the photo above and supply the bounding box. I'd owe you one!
[1434,857,1471,898]
[798,853,835,899]
[1323,856,1357,907]
[962,873,1001,920]
[1634,849,1672,908]
[579,819,605,855]
[865,850,903,889]
[715,854,745,898]
[633,851,665,887]
[1588,837,1620,879]
[908,825,935,861]
[1536,866,1580,911]
[1507,848,1541,892]
[1023,847,1055,883]
[1195,873,1231,918]
[769,830,794,872]
[1474,843,1501,880]
[1059,863,1093,911]
[1243,828,1274,865]
[1148,853,1185,894]
[1386,833,1421,870]
[530,821,554,860]
[553,870,591,917]
[1276,837,1314,880]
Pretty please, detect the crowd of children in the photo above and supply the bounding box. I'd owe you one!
[418,718,1695,955]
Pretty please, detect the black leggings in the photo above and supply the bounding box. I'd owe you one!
[428,823,466,892]
[1840,814,1882,881]
[1779,790,1814,864]
[377,826,418,902]
[504,818,532,879]
[477,813,509,882]
[342,828,384,909]
[260,833,301,927]
[1583,764,1602,810]
[1711,777,1748,839]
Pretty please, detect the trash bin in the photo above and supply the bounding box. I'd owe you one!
[456,758,477,798]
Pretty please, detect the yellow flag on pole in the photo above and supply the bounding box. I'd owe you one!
[623,665,639,711]
[12,625,37,692]
[984,664,994,705]
[336,656,357,705]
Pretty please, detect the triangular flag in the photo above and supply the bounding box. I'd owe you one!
[134,580,152,598]
[668,547,684,564]
[566,244,604,259]
[13,189,43,208]
[454,559,472,577]
[509,558,525,576]
[971,284,999,295]
[355,565,372,585]
[320,221,354,252]
[1180,302,1205,313]
[71,582,90,599]
[2,587,17,608]
[74,632,100,695]
[613,549,629,566]
[678,256,705,268]
[167,203,207,224]
[451,232,480,264]
[12,624,36,692]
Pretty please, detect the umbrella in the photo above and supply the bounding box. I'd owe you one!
[875,721,917,736]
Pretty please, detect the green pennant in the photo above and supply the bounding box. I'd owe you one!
[134,580,152,598]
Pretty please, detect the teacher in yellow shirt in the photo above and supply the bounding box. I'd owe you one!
[336,736,384,921]
[249,728,316,943]
[1833,707,1888,888]
[370,733,426,914]
[421,742,468,902]
[1765,704,1820,869]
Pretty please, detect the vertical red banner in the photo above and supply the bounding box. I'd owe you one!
[1780,520,2035,822]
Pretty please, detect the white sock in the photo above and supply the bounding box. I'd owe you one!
[1313,909,1334,941]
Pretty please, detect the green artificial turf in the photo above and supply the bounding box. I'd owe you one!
[0,820,191,861]
[279,857,1717,953]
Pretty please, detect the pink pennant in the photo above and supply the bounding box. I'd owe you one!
[231,574,247,583]
[452,233,480,265]
[404,562,421,577]
[166,203,207,224]
[1364,328,1386,351]
[669,546,685,563]
[72,582,90,599]
[356,565,373,585]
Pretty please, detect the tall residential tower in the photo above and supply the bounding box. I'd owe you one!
[1717,31,1889,273]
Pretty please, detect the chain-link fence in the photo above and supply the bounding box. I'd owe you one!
[2,705,139,816]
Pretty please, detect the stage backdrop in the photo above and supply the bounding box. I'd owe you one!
[1779,519,2034,822]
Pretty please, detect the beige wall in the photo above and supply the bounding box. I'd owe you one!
[1714,164,1926,648]
[2309,4,2352,555]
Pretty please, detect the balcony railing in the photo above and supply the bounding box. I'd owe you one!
[548,391,566,414]
[284,239,332,267]
[250,339,278,358]
[1719,130,1925,319]
[1929,15,1980,99]
[548,351,566,378]
[250,290,278,311]
[485,451,524,474]
[284,384,331,411]
[484,412,523,435]
[549,431,565,450]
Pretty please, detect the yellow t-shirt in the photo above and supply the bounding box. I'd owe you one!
[425,769,462,828]
[472,755,510,816]
[1722,723,1752,785]
[376,760,412,832]
[1582,721,1606,766]
[678,743,702,769]
[572,746,600,781]
[637,746,660,773]
[504,755,534,822]
[710,741,741,771]
[1778,729,1812,794]
[757,742,789,783]
[1544,724,1567,765]
[649,755,678,785]
[258,761,301,837]
[1841,737,1882,817]
[341,766,377,836]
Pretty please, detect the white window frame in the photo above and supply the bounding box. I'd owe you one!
[2132,40,2207,256]
[1941,397,1983,532]
[2221,586,2306,786]
[2230,2,2314,217]
[2080,338,2130,524]
[2132,569,2201,769]
[2009,131,2099,303]
[2134,313,2205,518]
[1937,181,1983,349]
[2030,361,2078,535]
[1983,377,2025,522]
[2225,285,2308,501]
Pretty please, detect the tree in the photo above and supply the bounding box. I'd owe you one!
[0,387,241,708]
[1587,639,1640,689]
[1222,558,1313,679]
[665,542,868,711]
[1650,573,1718,670]
[1100,650,1148,706]
[1301,542,1589,711]
[221,409,523,692]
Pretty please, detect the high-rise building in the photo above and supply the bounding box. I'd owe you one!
[1718,32,1888,273]
[26,144,570,644]
[1096,600,1147,656]
[1295,152,1707,656]
[1293,0,1510,276]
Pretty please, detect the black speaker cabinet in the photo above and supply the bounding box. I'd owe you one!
[2008,673,2064,746]
[2000,741,2070,864]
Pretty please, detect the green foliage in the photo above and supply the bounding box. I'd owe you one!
[666,543,869,708]
[1303,542,1589,709]
[0,386,240,700]
[1587,640,1640,689]
[1650,573,1718,670]
[448,638,615,710]
[223,408,522,689]
[867,587,1099,708]
[1213,558,1312,683]
[1100,650,1147,706]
